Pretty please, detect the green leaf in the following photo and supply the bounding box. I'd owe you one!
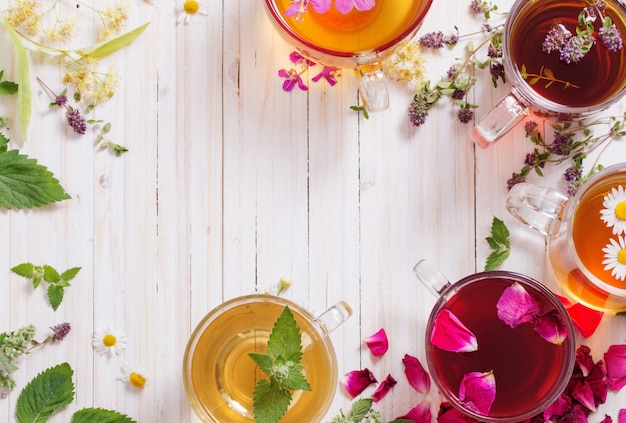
[267,306,303,362]
[1,19,31,140]
[47,285,64,311]
[70,408,136,423]
[282,363,311,391]
[350,398,373,421]
[0,351,19,374]
[488,216,510,248]
[11,263,35,279]
[0,149,71,209]
[43,265,61,283]
[15,362,74,423]
[77,23,149,60]
[249,352,273,377]
[60,267,81,282]
[484,216,511,271]
[0,80,18,95]
[485,249,511,271]
[0,132,8,152]
[252,379,291,423]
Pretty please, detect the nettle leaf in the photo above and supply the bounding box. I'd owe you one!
[15,362,74,423]
[484,216,511,271]
[0,149,71,209]
[249,352,273,377]
[253,379,291,423]
[283,363,311,391]
[70,408,136,423]
[47,285,64,311]
[0,80,18,95]
[11,263,35,279]
[350,398,374,421]
[61,267,81,282]
[43,265,61,283]
[268,306,303,362]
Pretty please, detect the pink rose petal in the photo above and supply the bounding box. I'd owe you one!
[496,282,542,328]
[576,345,595,377]
[341,368,377,398]
[619,409,626,423]
[438,402,478,423]
[363,328,388,356]
[534,310,569,345]
[458,371,496,416]
[604,344,626,391]
[402,353,430,395]
[572,380,597,412]
[431,309,478,353]
[600,415,613,423]
[542,393,572,421]
[371,373,396,402]
[396,400,431,423]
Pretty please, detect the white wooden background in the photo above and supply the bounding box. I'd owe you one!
[0,0,625,422]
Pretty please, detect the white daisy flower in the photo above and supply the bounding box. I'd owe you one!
[92,327,127,357]
[602,235,626,281]
[118,364,148,389]
[600,185,626,235]
[177,0,208,25]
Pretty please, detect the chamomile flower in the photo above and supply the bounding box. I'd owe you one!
[92,326,127,357]
[177,0,208,25]
[602,235,626,281]
[600,185,626,235]
[118,364,148,389]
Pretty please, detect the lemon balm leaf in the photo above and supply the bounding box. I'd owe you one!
[15,362,74,423]
[77,23,149,60]
[252,379,292,423]
[249,352,274,377]
[268,306,303,362]
[283,362,311,391]
[47,285,64,311]
[70,408,136,423]
[484,216,511,271]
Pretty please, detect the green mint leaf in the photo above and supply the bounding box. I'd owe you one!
[70,407,136,423]
[11,263,35,279]
[253,379,291,423]
[43,265,61,283]
[282,362,311,391]
[350,398,373,421]
[0,80,18,95]
[249,352,274,377]
[47,285,64,311]
[0,149,71,209]
[488,216,510,248]
[15,362,74,423]
[267,306,303,362]
[484,216,511,271]
[60,267,81,282]
[485,249,511,271]
[0,351,19,374]
[0,132,8,151]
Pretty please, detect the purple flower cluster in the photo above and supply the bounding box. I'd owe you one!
[67,109,87,135]
[419,31,459,49]
[51,322,71,342]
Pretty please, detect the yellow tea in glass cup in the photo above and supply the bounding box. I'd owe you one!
[263,0,433,111]
[183,294,352,423]
[507,163,626,313]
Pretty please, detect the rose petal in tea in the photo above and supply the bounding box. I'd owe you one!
[534,310,569,345]
[458,371,496,416]
[431,309,478,353]
[496,281,542,328]
[402,353,430,395]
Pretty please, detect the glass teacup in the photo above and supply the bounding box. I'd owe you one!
[182,294,352,423]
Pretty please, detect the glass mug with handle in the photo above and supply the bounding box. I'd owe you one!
[414,260,576,422]
[263,0,433,112]
[472,0,626,147]
[506,163,626,313]
[183,294,352,423]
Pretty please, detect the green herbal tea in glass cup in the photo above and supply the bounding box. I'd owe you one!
[473,0,626,147]
[182,294,352,423]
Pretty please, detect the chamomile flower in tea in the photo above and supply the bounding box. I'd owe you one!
[92,326,128,357]
[602,235,626,281]
[600,185,626,235]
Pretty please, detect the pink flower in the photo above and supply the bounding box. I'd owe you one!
[311,66,340,86]
[604,344,626,391]
[437,401,477,423]
[289,51,316,67]
[430,309,478,353]
[496,282,542,328]
[619,409,626,423]
[556,294,604,338]
[363,328,388,356]
[458,371,496,416]
[396,400,431,423]
[534,310,569,345]
[334,0,376,14]
[285,0,331,19]
[402,354,430,395]
[572,380,597,412]
[371,373,396,402]
[542,393,572,421]
[278,69,308,92]
[341,368,377,398]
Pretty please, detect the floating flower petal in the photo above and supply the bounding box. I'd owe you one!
[363,328,388,356]
[118,364,148,389]
[431,309,478,353]
[458,371,496,416]
[542,393,572,421]
[437,401,476,423]
[285,0,331,19]
[600,185,626,235]
[341,368,377,398]
[496,282,542,328]
[372,373,397,402]
[334,0,376,14]
[534,310,569,345]
[402,353,430,395]
[602,235,626,281]
[396,400,431,423]
[604,344,626,391]
[92,326,127,357]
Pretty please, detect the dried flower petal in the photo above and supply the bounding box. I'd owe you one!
[534,310,569,345]
[576,345,596,377]
[572,380,597,412]
[542,393,572,421]
[438,401,477,423]
[402,354,430,395]
[397,400,431,423]
[496,282,542,328]
[431,309,478,353]
[604,344,626,391]
[341,368,377,398]
[372,373,397,402]
[619,409,626,423]
[458,371,496,416]
[363,328,388,356]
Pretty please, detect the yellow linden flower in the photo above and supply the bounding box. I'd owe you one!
[177,0,208,25]
[92,326,127,357]
[382,40,426,91]
[118,364,148,389]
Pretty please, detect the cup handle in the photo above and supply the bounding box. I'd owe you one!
[471,88,531,148]
[316,301,352,334]
[354,62,390,113]
[413,259,452,297]
[506,183,570,237]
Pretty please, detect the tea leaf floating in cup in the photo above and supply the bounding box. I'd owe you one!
[249,306,312,423]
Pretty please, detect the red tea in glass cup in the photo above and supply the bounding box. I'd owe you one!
[473,0,626,147]
[415,261,575,422]
[507,163,626,313]
[263,0,433,111]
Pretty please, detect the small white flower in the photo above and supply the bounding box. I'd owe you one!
[600,185,626,235]
[118,364,148,389]
[177,0,208,25]
[92,326,127,357]
[602,235,626,281]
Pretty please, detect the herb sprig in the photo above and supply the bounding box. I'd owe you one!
[249,306,312,423]
[11,263,81,311]
[484,216,511,271]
